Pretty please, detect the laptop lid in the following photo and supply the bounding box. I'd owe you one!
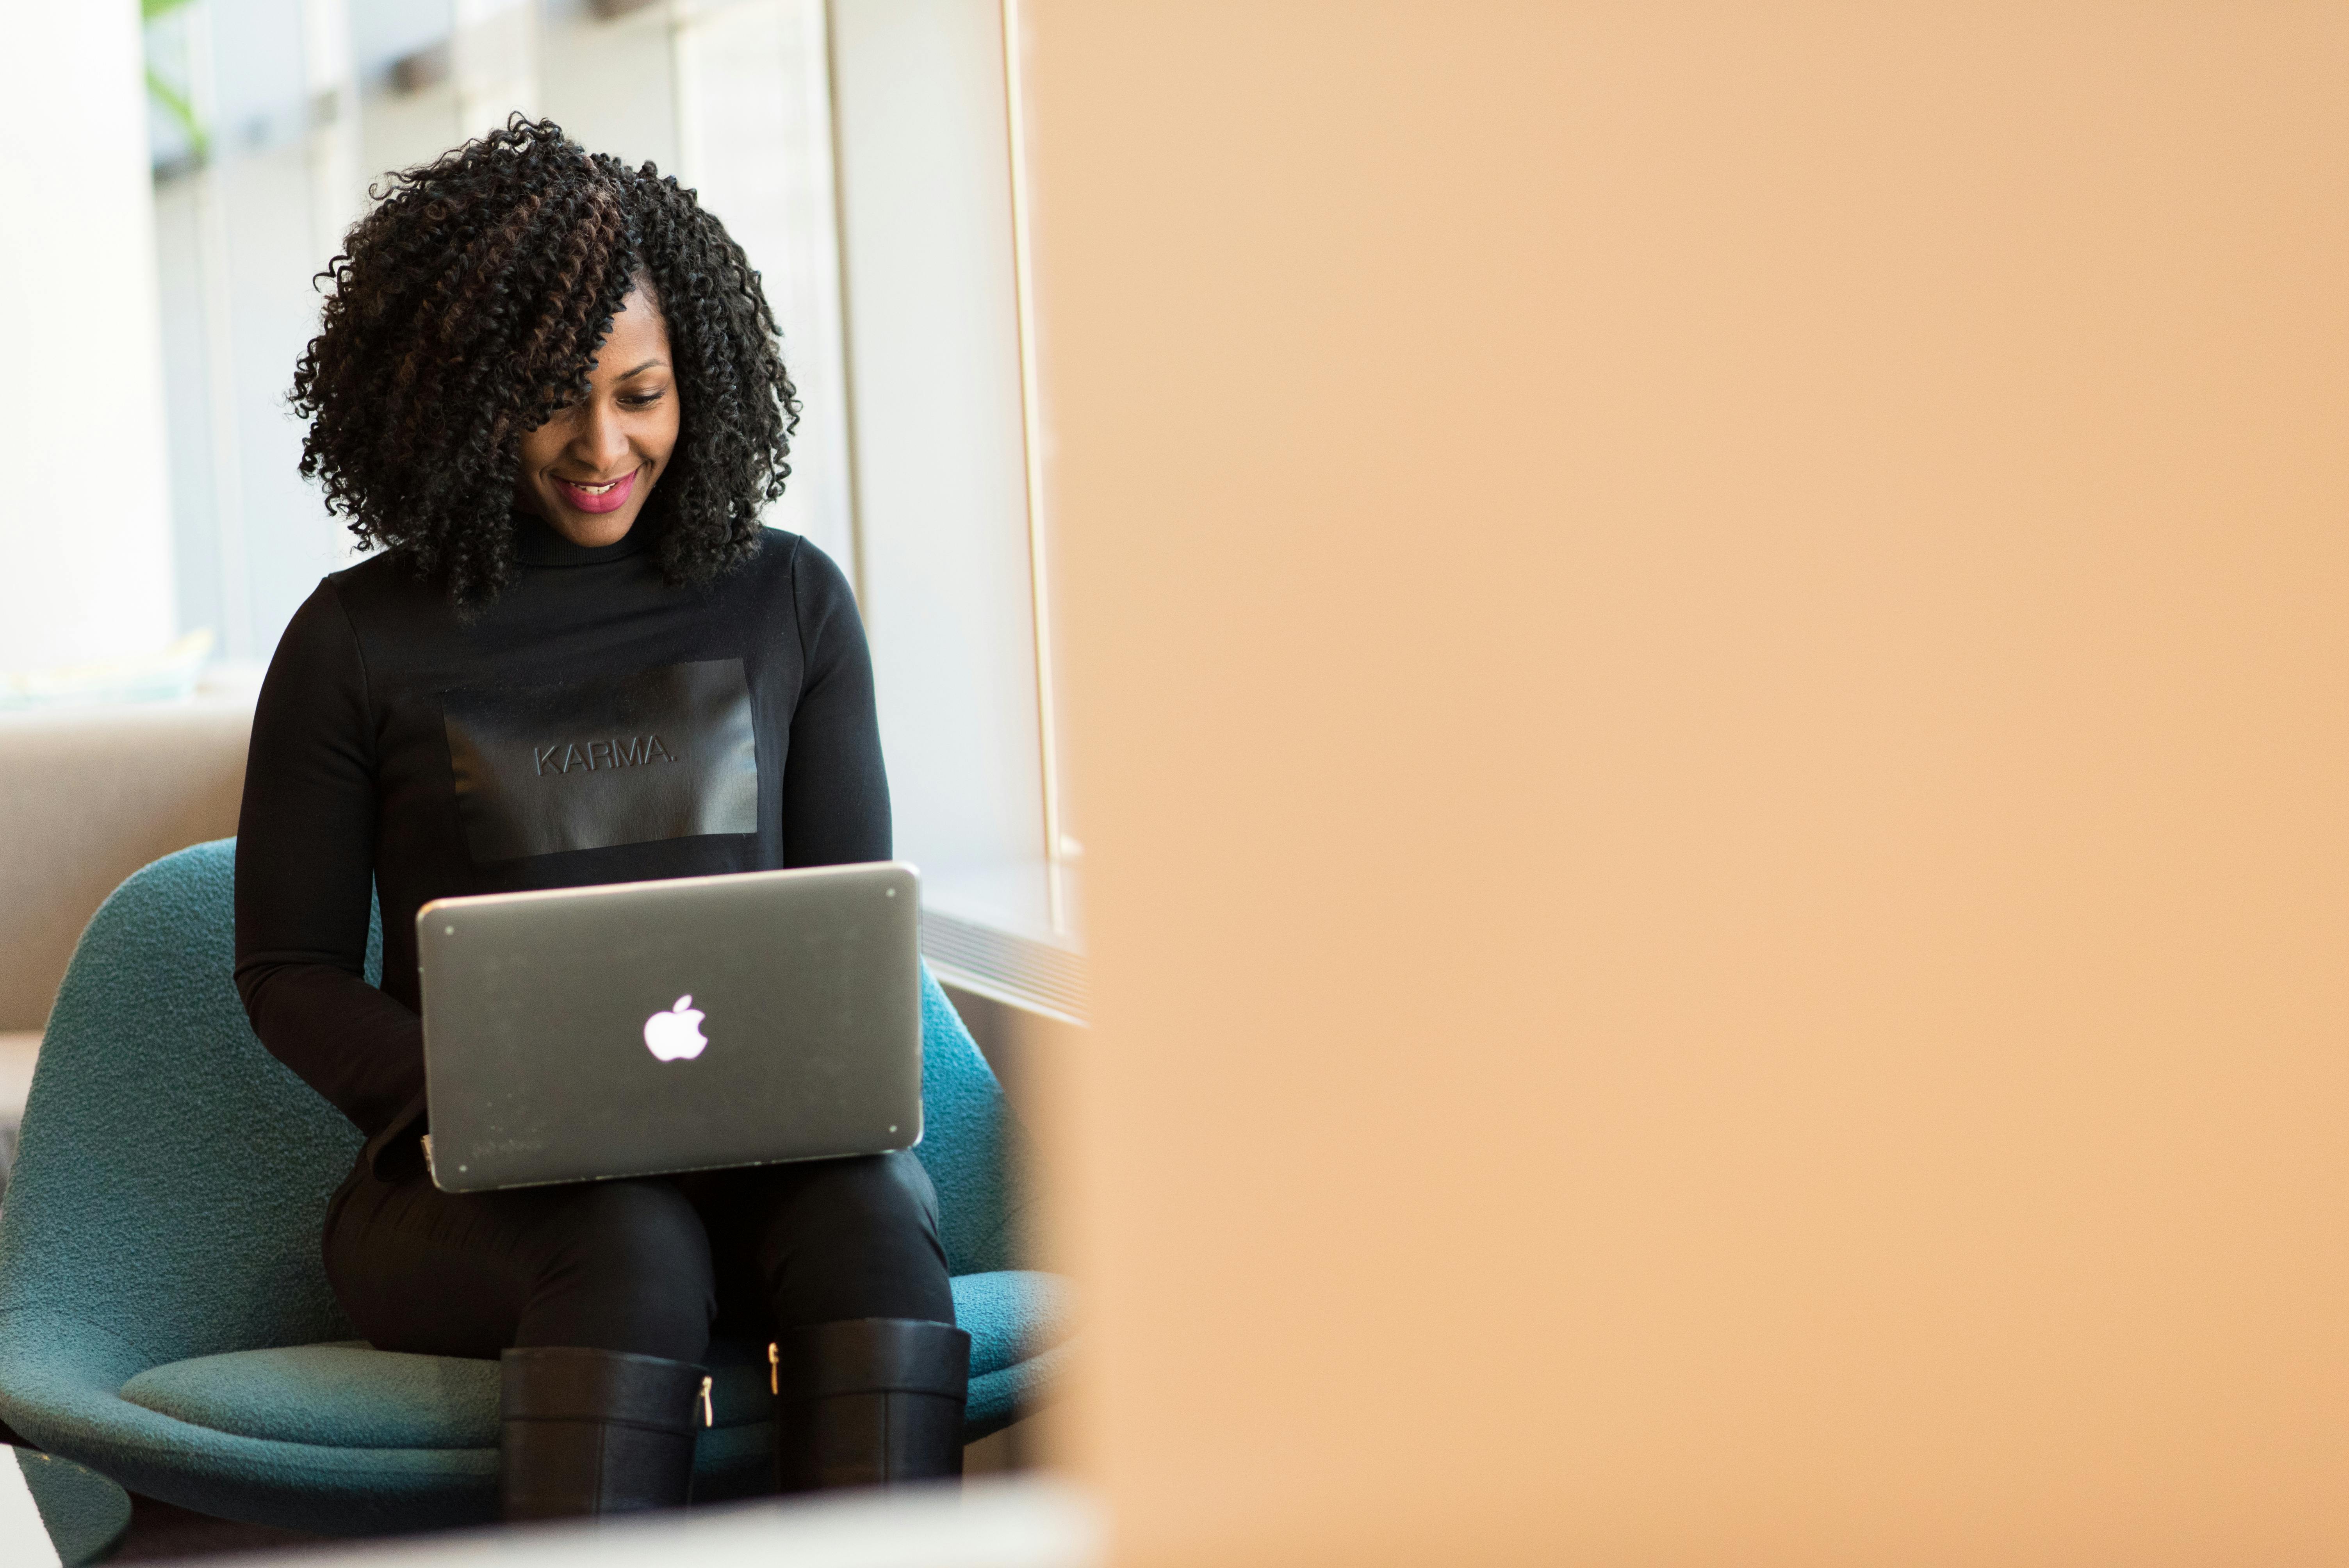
[417,862,922,1192]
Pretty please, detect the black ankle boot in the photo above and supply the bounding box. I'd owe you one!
[771,1319,972,1493]
[499,1347,709,1520]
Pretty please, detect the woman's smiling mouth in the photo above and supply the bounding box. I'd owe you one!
[552,468,640,514]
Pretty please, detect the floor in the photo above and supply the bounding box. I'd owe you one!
[113,1493,324,1561]
[223,1477,1099,1568]
[0,1420,1035,1563]
[6,1460,1093,1566]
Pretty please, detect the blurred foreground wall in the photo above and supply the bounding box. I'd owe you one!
[1031,5,2349,1564]
[0,5,176,671]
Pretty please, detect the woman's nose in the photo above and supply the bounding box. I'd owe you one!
[574,402,631,472]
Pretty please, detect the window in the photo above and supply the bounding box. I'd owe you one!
[830,0,1080,1016]
[145,0,1079,1012]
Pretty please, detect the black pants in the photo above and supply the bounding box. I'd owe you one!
[324,1151,954,1364]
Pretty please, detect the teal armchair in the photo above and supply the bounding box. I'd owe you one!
[0,841,1069,1535]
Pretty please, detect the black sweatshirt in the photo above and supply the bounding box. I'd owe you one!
[233,519,889,1174]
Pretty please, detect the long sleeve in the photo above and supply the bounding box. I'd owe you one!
[233,581,427,1161]
[781,539,892,867]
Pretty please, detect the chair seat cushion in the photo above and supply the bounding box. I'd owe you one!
[118,1271,1072,1450]
[120,1345,499,1450]
[955,1269,1072,1376]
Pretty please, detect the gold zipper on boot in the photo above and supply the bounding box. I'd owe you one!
[700,1376,714,1427]
[768,1341,780,1395]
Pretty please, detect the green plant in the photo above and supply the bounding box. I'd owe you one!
[143,0,207,161]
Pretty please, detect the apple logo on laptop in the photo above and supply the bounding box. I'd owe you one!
[643,996,709,1062]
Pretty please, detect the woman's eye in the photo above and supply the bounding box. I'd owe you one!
[621,389,667,410]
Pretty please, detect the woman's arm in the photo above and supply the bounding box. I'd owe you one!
[233,581,427,1153]
[781,538,892,866]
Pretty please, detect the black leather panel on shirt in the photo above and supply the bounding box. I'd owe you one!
[441,659,759,863]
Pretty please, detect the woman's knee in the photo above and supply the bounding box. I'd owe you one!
[741,1152,953,1326]
[541,1180,714,1281]
[522,1181,716,1357]
[775,1151,942,1244]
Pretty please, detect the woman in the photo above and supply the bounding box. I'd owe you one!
[234,119,967,1520]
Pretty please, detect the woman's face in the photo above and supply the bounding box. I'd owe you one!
[513,282,681,548]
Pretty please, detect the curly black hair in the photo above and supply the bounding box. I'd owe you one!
[291,117,798,603]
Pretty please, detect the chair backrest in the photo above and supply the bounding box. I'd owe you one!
[914,966,1026,1277]
[0,840,1024,1376]
[0,840,360,1372]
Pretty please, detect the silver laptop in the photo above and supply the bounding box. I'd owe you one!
[416,862,923,1193]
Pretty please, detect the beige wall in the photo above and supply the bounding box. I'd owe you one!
[1028,5,2348,1564]
[0,706,251,1032]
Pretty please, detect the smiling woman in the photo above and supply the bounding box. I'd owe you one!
[512,284,680,547]
[236,116,968,1525]
[291,116,796,603]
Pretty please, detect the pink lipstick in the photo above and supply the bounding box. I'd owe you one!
[552,468,639,514]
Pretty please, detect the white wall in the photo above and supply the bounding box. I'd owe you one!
[831,0,1051,937]
[540,0,677,173]
[671,0,856,574]
[0,5,177,671]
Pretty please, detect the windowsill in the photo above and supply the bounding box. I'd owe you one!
[916,859,1085,1026]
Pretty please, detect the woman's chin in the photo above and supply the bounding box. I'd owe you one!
[545,508,638,549]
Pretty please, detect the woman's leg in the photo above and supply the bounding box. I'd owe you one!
[701,1149,954,1328]
[325,1164,716,1518]
[325,1163,717,1358]
[693,1152,968,1491]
